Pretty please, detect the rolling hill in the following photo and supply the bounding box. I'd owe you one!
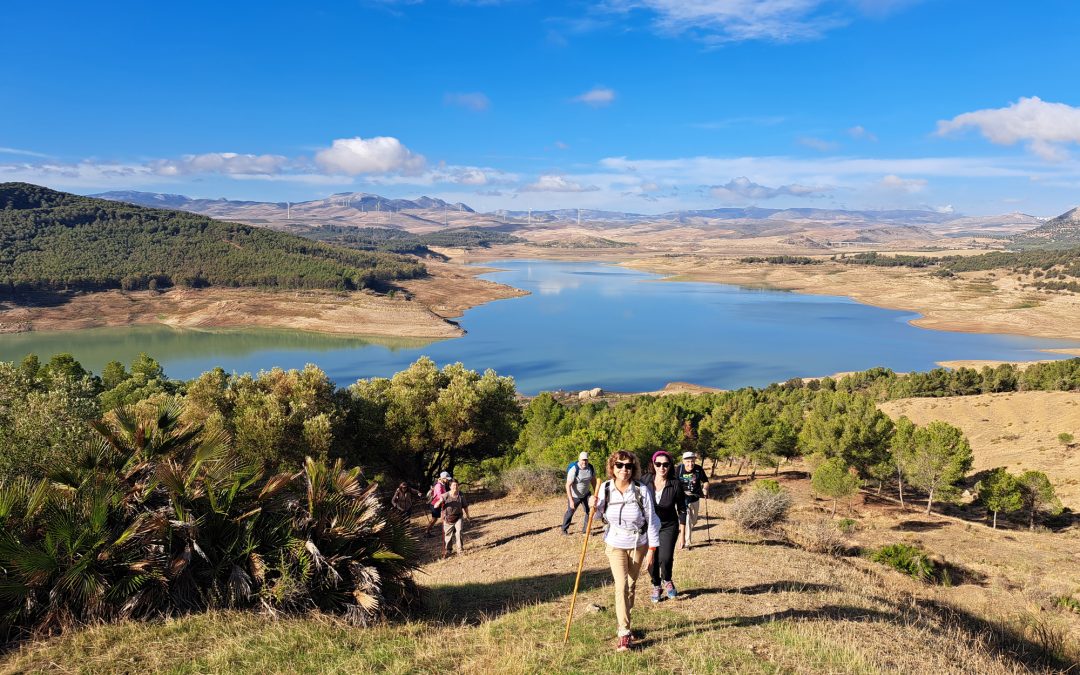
[0,183,425,296]
[1012,206,1080,249]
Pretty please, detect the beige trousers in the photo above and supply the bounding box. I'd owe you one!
[443,519,463,554]
[683,500,700,544]
[605,544,648,636]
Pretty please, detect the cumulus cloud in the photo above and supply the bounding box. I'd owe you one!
[936,96,1080,161]
[521,175,600,192]
[797,136,837,152]
[707,176,828,202]
[573,86,616,107]
[444,91,491,111]
[875,174,927,193]
[151,152,289,176]
[848,125,878,141]
[314,136,426,175]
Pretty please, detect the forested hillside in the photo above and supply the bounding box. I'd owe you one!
[0,183,426,295]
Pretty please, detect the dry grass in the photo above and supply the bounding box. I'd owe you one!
[879,391,1080,508]
[0,261,524,339]
[5,487,1078,674]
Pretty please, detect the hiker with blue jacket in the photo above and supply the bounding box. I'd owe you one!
[591,450,662,652]
[561,451,595,535]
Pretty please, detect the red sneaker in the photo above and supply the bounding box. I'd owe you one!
[616,634,632,652]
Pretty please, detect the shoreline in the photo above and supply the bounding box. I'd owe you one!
[0,260,526,340]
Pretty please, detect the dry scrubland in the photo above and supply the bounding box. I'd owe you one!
[880,391,1080,509]
[5,468,1078,675]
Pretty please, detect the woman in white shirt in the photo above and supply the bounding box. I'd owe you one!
[592,449,662,652]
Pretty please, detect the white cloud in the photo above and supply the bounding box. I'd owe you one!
[603,0,921,44]
[573,86,616,107]
[936,97,1080,161]
[607,0,846,43]
[848,125,877,141]
[708,176,828,202]
[0,146,52,159]
[875,174,927,193]
[151,152,289,176]
[314,136,426,175]
[797,136,837,152]
[444,91,491,111]
[554,140,570,150]
[521,175,600,192]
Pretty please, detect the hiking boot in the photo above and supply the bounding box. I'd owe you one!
[616,634,632,652]
[664,580,677,600]
[560,528,569,536]
[649,585,662,603]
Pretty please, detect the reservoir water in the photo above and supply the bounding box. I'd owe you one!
[3,259,1077,393]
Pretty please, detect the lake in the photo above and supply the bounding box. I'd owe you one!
[4,259,1078,393]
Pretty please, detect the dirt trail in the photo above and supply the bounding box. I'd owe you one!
[407,475,1079,672]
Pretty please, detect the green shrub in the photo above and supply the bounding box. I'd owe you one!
[0,402,418,642]
[1056,595,1080,614]
[870,543,937,583]
[836,518,857,533]
[753,479,782,494]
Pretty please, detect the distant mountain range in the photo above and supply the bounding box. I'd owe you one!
[91,189,1077,249]
[94,190,475,214]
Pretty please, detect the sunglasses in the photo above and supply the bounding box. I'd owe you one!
[653,461,671,468]
[613,461,633,470]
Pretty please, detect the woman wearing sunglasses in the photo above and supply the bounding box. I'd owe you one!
[592,450,661,652]
[647,450,685,603]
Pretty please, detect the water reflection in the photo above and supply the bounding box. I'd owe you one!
[1,260,1078,393]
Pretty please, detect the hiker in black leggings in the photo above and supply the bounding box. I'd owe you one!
[647,450,685,602]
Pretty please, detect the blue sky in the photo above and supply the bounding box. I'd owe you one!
[3,0,1080,216]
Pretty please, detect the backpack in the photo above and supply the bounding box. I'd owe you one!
[566,461,594,480]
[600,479,647,533]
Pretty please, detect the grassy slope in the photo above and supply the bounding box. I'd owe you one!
[880,391,1080,508]
[4,480,1078,674]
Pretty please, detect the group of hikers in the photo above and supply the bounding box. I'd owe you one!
[565,449,710,651]
[391,449,712,651]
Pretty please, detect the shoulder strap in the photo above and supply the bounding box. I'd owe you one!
[632,482,645,516]
[569,463,579,480]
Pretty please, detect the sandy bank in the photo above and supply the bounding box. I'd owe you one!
[621,255,1080,343]
[0,262,526,339]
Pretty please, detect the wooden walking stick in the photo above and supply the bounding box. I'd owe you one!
[563,480,599,644]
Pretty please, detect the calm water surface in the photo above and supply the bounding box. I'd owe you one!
[4,260,1078,393]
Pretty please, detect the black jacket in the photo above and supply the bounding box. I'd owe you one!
[649,477,686,528]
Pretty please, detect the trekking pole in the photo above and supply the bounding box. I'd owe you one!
[563,480,599,644]
[704,493,712,543]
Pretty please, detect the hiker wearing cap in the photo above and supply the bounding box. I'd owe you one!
[433,479,470,557]
[424,471,453,538]
[561,451,596,535]
[591,450,661,652]
[647,450,685,602]
[676,452,709,549]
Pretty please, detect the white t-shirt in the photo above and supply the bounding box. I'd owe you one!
[596,479,662,550]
